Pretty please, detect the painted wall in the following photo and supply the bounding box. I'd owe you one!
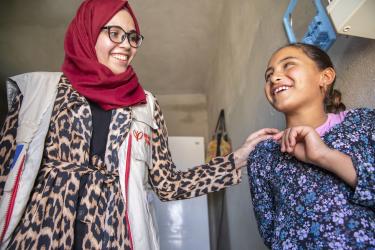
[0,0,80,125]
[206,1,375,249]
[156,94,209,141]
[0,0,224,125]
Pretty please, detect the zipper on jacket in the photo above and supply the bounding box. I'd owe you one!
[125,133,134,250]
[0,145,26,244]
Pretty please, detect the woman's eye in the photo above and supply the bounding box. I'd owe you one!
[130,36,139,43]
[110,31,119,38]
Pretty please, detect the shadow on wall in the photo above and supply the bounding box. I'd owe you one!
[0,0,81,128]
[0,82,7,128]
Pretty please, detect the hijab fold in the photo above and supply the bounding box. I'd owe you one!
[62,0,146,110]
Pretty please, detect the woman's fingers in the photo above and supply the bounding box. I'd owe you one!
[249,134,274,147]
[245,128,280,150]
[247,128,279,141]
[235,128,280,168]
[272,131,284,141]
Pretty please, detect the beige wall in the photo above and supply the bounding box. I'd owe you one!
[156,94,209,142]
[0,0,80,124]
[206,0,375,249]
[206,1,287,249]
[330,38,375,109]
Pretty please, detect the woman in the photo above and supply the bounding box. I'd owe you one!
[248,43,374,249]
[0,0,278,249]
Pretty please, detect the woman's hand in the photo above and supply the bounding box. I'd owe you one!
[234,128,280,168]
[274,126,357,187]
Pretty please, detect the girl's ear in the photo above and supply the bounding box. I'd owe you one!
[319,67,336,89]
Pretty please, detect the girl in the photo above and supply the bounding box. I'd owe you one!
[248,43,374,249]
[0,0,278,249]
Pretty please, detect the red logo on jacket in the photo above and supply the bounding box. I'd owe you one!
[133,130,150,146]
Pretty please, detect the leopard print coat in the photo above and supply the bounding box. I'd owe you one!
[0,76,241,249]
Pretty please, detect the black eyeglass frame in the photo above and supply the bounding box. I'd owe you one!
[101,25,144,48]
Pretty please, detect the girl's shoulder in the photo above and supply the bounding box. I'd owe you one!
[323,108,374,142]
[345,107,374,116]
[249,139,279,162]
[342,108,375,127]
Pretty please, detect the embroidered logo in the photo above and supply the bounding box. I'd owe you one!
[133,130,144,141]
[133,130,151,146]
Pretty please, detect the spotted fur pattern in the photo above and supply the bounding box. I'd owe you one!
[0,95,22,196]
[0,76,241,249]
[3,77,132,249]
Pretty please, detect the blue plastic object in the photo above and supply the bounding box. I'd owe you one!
[283,0,336,51]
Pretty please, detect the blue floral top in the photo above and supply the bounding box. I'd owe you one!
[247,108,375,250]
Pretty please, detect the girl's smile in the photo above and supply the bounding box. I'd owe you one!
[264,47,326,114]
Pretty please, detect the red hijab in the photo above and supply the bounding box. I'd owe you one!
[62,0,146,110]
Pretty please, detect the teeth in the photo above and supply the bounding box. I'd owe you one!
[112,54,128,61]
[273,86,290,95]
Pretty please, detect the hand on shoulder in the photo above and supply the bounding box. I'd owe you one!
[234,128,280,168]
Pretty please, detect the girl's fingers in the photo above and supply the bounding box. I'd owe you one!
[291,126,310,145]
[288,128,298,149]
[281,128,289,152]
[285,128,294,153]
[280,132,284,152]
[289,129,299,151]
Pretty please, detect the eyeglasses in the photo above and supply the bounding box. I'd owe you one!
[101,26,144,48]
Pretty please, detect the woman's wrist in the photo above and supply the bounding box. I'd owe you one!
[233,150,245,169]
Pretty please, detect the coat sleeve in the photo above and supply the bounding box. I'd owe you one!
[247,144,275,248]
[149,99,241,201]
[350,109,375,209]
[0,94,22,198]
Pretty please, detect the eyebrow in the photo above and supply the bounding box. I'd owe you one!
[265,56,298,79]
[106,25,137,33]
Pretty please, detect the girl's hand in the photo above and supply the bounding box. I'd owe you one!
[234,128,280,168]
[274,126,357,187]
[274,126,330,166]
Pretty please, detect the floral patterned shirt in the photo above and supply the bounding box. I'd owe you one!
[247,108,375,250]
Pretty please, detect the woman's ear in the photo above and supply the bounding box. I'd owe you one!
[319,67,336,89]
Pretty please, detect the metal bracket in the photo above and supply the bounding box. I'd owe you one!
[283,0,336,51]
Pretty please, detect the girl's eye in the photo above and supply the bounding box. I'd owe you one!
[265,73,272,83]
[284,62,294,69]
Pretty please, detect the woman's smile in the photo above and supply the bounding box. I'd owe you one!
[95,9,137,75]
[111,53,129,62]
